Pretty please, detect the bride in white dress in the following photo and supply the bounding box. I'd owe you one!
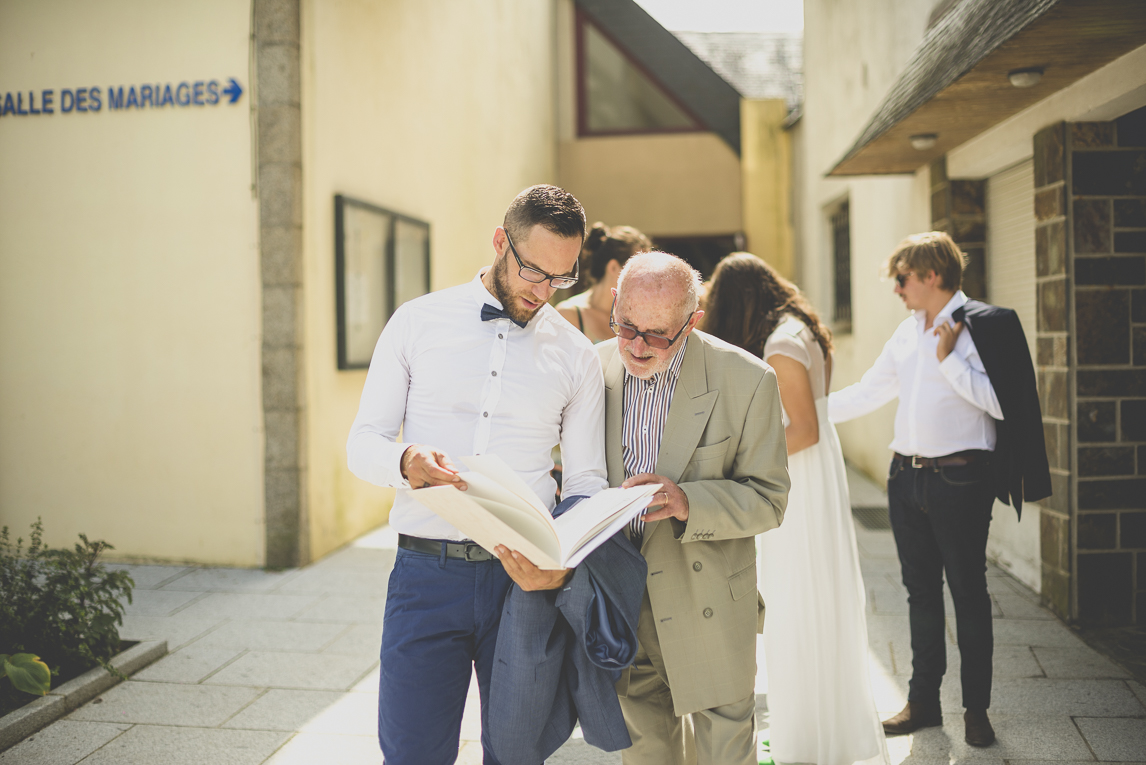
[702,254,888,765]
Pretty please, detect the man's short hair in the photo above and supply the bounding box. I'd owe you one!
[503,185,587,244]
[617,251,703,322]
[885,231,967,291]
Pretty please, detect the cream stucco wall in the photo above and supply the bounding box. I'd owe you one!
[0,0,264,564]
[300,0,560,560]
[742,99,794,278]
[799,0,935,482]
[558,133,742,236]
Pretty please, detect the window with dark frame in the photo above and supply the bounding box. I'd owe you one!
[576,10,701,137]
[831,201,852,329]
[335,195,430,370]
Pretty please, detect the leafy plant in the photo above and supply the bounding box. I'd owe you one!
[0,653,51,696]
[0,519,134,715]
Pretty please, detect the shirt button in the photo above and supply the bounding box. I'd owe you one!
[483,412,489,418]
[703,607,713,618]
[498,333,504,339]
[491,371,497,376]
[693,561,702,572]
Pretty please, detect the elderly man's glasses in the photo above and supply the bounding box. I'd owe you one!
[504,230,579,290]
[895,272,913,288]
[609,296,693,350]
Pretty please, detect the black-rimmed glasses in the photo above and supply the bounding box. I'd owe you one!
[504,230,579,290]
[609,296,693,350]
[894,272,913,288]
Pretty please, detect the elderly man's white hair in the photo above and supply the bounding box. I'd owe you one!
[616,251,703,321]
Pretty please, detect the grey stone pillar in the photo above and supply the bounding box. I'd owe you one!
[929,156,987,300]
[255,0,308,568]
[1066,110,1146,626]
[1033,122,1072,620]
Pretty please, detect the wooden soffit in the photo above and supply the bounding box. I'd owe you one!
[829,0,1146,177]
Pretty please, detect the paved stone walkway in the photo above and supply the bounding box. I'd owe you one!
[3,469,1144,764]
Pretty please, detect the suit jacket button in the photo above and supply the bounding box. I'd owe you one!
[703,607,713,618]
[693,561,702,571]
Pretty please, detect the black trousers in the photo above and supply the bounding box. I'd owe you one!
[887,455,996,710]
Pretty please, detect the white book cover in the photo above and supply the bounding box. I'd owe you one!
[408,454,658,569]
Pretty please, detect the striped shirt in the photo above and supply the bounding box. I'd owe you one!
[623,337,689,540]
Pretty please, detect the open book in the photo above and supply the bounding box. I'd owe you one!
[408,454,659,570]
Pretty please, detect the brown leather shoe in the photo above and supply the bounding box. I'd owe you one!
[964,709,995,747]
[882,702,943,735]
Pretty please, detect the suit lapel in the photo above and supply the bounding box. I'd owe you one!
[603,346,626,487]
[641,337,717,550]
[656,335,718,484]
[605,336,718,552]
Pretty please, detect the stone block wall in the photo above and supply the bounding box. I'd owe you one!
[1033,122,1072,619]
[1067,106,1146,625]
[257,0,308,568]
[931,157,988,299]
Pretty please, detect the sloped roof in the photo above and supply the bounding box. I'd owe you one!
[576,0,743,154]
[830,0,1146,175]
[673,32,803,108]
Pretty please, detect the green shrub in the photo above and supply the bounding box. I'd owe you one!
[0,519,134,715]
[1,653,51,696]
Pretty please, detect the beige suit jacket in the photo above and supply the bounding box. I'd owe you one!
[599,331,789,716]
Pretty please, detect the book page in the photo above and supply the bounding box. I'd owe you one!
[553,484,659,568]
[457,470,552,527]
[467,497,559,558]
[409,486,564,569]
[461,454,550,518]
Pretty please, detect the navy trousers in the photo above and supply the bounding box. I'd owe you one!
[379,545,512,765]
[887,457,996,711]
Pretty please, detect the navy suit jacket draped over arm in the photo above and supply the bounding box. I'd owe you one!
[489,531,647,764]
[953,299,1052,518]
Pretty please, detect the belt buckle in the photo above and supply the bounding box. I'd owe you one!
[911,455,923,469]
[464,543,487,562]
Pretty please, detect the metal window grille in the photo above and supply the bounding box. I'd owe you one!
[832,202,852,325]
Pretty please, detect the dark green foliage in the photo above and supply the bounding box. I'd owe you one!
[0,519,133,715]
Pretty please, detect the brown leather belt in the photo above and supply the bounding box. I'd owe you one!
[398,533,495,562]
[893,450,990,469]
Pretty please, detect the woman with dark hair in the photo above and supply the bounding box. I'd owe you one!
[556,222,651,343]
[702,253,888,765]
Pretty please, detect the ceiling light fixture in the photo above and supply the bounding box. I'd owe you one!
[910,133,938,151]
[1008,67,1044,88]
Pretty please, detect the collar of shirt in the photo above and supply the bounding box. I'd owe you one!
[623,335,689,390]
[913,290,967,331]
[470,270,531,328]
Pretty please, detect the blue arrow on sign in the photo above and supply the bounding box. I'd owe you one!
[222,78,243,104]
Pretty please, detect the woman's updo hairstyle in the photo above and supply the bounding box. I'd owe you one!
[584,222,652,280]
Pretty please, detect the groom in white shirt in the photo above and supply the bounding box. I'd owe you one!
[829,232,1002,748]
[347,185,608,765]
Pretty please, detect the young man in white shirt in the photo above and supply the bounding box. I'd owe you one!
[347,185,608,765]
[829,232,1003,748]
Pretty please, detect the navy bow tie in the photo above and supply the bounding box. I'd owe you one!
[481,303,527,329]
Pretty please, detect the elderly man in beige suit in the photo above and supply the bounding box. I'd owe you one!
[597,252,789,765]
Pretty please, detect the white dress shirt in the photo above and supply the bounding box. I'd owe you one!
[347,273,608,541]
[828,291,1003,458]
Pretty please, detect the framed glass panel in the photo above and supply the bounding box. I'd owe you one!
[394,217,431,312]
[831,201,852,331]
[335,195,431,370]
[577,12,699,136]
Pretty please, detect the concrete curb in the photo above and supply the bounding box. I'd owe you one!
[0,639,166,752]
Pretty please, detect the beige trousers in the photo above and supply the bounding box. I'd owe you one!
[619,590,757,765]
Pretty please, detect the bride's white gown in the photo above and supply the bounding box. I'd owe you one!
[759,317,888,765]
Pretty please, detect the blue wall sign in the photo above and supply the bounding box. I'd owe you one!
[0,78,243,117]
